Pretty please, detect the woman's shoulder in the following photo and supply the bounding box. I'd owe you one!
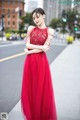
[27,25,35,32]
[47,27,54,35]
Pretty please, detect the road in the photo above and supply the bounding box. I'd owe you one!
[0,40,67,113]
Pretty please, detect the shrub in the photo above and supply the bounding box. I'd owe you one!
[5,33,11,40]
[49,18,61,29]
[66,36,74,44]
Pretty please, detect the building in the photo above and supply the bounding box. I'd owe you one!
[0,0,25,30]
[58,0,71,18]
[27,1,38,12]
[25,0,43,12]
[73,2,80,13]
[43,0,71,25]
[43,0,57,25]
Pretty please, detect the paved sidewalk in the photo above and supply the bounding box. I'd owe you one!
[8,40,80,120]
[51,40,80,120]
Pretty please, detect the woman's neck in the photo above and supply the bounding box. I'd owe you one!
[38,22,46,29]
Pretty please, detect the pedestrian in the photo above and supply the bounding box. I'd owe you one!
[21,8,57,120]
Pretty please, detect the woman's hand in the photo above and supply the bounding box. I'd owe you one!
[24,48,30,54]
[43,44,50,52]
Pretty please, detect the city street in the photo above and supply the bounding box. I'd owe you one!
[0,39,80,120]
[0,0,80,119]
[5,39,80,120]
[0,40,67,116]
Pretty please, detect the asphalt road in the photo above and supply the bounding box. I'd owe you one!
[0,40,67,113]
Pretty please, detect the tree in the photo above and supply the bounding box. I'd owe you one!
[49,18,61,29]
[19,12,35,31]
[66,9,79,34]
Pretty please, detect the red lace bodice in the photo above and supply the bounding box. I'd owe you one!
[30,27,48,45]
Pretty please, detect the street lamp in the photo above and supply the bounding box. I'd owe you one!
[0,15,5,41]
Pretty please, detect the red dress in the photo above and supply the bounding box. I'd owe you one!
[21,27,57,120]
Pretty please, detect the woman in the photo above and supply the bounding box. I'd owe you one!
[21,8,57,120]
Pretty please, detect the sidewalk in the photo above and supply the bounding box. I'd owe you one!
[51,40,80,120]
[8,40,80,120]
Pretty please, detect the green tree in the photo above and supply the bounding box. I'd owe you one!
[61,9,80,34]
[49,18,61,29]
[67,9,78,34]
[19,12,35,30]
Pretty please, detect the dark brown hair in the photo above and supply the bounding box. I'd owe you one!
[32,8,45,16]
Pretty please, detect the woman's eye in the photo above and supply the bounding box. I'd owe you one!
[33,18,35,20]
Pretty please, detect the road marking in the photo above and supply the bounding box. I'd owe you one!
[51,42,67,46]
[0,52,26,62]
[0,42,25,48]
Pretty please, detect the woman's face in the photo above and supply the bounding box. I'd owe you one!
[32,13,45,26]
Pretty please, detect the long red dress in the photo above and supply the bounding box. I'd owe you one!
[21,27,57,120]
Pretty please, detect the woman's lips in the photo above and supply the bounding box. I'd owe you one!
[36,22,39,24]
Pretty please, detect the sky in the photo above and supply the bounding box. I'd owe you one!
[24,0,43,12]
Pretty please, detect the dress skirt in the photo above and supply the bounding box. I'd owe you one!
[21,52,57,120]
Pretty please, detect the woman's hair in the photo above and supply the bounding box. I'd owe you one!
[32,8,45,16]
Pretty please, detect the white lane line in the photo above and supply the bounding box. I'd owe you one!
[0,42,25,48]
[51,42,67,46]
[0,52,26,62]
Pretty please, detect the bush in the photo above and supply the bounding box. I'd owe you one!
[60,29,67,33]
[5,33,11,40]
[49,18,61,29]
[66,36,74,44]
[76,34,80,39]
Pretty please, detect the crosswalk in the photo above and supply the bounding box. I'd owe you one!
[7,41,80,120]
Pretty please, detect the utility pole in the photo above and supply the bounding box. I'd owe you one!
[15,7,20,30]
[2,15,4,41]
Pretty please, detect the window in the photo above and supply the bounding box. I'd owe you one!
[12,9,15,13]
[8,15,10,18]
[2,1,5,4]
[13,15,15,18]
[8,1,10,4]
[12,22,15,25]
[8,21,10,25]
[12,2,16,5]
[2,9,5,12]
[8,9,10,12]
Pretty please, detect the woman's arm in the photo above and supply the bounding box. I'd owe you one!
[24,48,43,55]
[44,28,54,46]
[25,26,54,54]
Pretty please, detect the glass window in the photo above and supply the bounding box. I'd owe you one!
[13,9,15,13]
[8,21,10,25]
[12,2,16,5]
[13,15,15,18]
[3,9,5,12]
[2,1,5,4]
[8,9,10,12]
[8,1,10,4]
[8,15,10,18]
[13,22,15,25]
